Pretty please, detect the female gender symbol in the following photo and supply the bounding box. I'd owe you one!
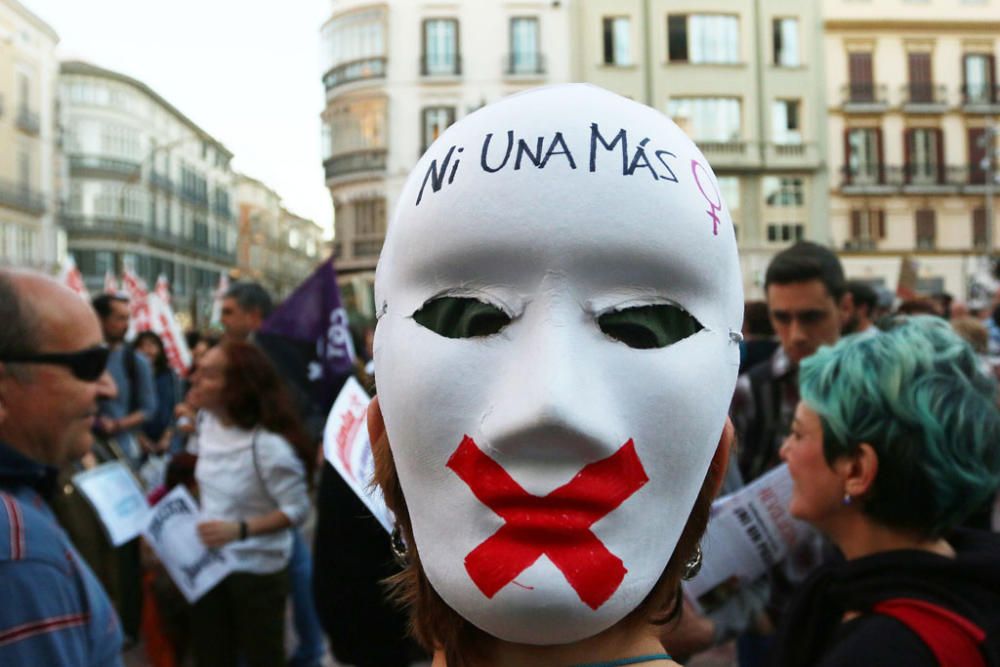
[691,160,723,236]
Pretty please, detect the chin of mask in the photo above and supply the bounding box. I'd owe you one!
[374,84,744,645]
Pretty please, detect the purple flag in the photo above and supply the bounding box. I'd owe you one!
[259,258,356,411]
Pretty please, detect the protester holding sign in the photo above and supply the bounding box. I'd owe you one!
[367,84,743,665]
[771,317,1000,667]
[182,341,311,667]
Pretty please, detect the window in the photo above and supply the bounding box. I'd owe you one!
[849,209,886,241]
[509,17,540,74]
[423,19,459,75]
[328,97,387,155]
[17,71,30,110]
[17,151,30,188]
[667,14,739,64]
[772,100,801,144]
[969,127,989,185]
[848,52,875,102]
[963,54,995,104]
[353,198,387,237]
[666,98,741,142]
[915,209,936,249]
[846,128,881,184]
[717,176,740,212]
[907,52,934,103]
[763,177,805,207]
[773,18,800,67]
[322,9,385,73]
[602,17,631,66]
[422,107,456,153]
[973,207,988,248]
[905,128,942,184]
[766,223,804,243]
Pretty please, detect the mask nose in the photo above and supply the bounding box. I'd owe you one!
[480,302,619,474]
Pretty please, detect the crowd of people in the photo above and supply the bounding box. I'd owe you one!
[1,82,999,667]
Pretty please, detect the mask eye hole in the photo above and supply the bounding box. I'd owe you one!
[413,296,512,339]
[598,304,704,350]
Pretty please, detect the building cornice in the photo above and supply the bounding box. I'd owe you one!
[3,0,59,43]
[825,19,1000,32]
[59,60,233,160]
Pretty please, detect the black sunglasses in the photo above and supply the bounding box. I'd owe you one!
[3,345,111,382]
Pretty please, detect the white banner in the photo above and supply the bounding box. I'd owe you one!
[73,462,151,547]
[322,377,394,533]
[684,464,818,610]
[142,486,236,603]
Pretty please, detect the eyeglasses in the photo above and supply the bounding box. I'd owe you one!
[3,345,111,382]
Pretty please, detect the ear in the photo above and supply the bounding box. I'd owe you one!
[838,442,879,499]
[366,394,386,447]
[838,291,855,321]
[707,417,735,499]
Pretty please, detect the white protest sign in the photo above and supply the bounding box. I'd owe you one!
[322,376,394,533]
[142,485,236,603]
[73,461,150,547]
[684,464,818,611]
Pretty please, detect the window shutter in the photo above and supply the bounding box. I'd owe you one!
[875,127,885,183]
[934,128,945,183]
[904,128,913,184]
[668,15,688,62]
[851,210,862,239]
[878,210,886,239]
[844,129,852,185]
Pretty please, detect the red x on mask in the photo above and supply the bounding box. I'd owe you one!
[446,436,650,610]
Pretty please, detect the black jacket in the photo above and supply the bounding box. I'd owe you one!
[771,528,1000,667]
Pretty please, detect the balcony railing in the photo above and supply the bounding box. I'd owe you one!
[0,179,45,214]
[323,56,387,91]
[179,188,209,208]
[504,53,546,76]
[961,84,1000,109]
[149,171,175,194]
[901,83,948,109]
[420,54,462,77]
[69,155,141,179]
[324,149,387,180]
[697,141,748,156]
[16,107,40,135]
[843,239,878,251]
[60,213,235,262]
[841,164,987,190]
[842,83,889,109]
[353,237,384,258]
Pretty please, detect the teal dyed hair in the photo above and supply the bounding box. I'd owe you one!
[799,316,1000,538]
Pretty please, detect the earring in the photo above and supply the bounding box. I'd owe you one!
[682,544,703,580]
[843,493,853,506]
[390,523,409,566]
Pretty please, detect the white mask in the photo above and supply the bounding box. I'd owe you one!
[374,84,743,645]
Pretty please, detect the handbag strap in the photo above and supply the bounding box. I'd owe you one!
[873,598,986,667]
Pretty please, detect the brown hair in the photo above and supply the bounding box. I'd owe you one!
[218,341,315,480]
[373,429,722,666]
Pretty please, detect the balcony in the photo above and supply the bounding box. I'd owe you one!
[179,188,209,209]
[0,179,46,215]
[324,149,387,181]
[841,164,984,193]
[697,141,748,156]
[420,54,462,78]
[60,213,236,263]
[69,155,141,180]
[353,237,384,258]
[16,107,40,136]
[901,83,948,113]
[504,53,546,78]
[323,56,387,92]
[961,84,1000,113]
[149,171,175,194]
[764,142,821,168]
[843,239,878,251]
[841,83,889,112]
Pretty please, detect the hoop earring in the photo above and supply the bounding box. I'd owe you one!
[682,544,703,580]
[843,493,853,506]
[390,523,409,566]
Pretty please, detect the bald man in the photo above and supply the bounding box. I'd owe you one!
[0,270,124,666]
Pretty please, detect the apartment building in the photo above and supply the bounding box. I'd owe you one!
[0,0,58,270]
[825,0,1000,299]
[572,0,828,297]
[319,0,573,317]
[235,174,322,300]
[60,61,237,325]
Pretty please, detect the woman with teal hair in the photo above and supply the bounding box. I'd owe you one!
[771,316,1000,667]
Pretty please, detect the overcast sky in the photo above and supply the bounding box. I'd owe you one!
[24,0,333,234]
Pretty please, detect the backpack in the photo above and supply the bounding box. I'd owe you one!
[874,598,987,667]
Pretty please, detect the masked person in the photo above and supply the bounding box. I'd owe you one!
[367,84,743,665]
